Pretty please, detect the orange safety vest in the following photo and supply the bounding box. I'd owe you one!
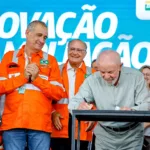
[51,60,95,141]
[0,45,65,133]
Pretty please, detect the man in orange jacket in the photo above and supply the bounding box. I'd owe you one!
[0,20,65,150]
[51,39,95,150]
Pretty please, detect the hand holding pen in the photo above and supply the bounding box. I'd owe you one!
[77,98,93,110]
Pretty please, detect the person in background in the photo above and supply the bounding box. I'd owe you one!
[69,50,150,150]
[140,65,150,90]
[91,59,98,71]
[51,39,95,150]
[0,20,65,150]
[140,65,150,150]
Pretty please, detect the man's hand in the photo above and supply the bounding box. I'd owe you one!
[24,69,31,80]
[52,111,63,130]
[26,63,39,81]
[120,106,131,110]
[144,122,150,129]
[77,101,93,110]
[85,121,95,132]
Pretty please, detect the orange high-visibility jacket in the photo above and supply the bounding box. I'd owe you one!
[0,70,28,118]
[0,45,65,133]
[0,75,28,95]
[52,60,95,141]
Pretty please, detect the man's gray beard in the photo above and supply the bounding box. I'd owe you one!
[107,76,119,86]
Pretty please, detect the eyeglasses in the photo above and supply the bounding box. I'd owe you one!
[143,73,150,77]
[69,47,86,53]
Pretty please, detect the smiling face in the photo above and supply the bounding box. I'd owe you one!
[68,40,87,67]
[141,67,150,85]
[25,23,48,52]
[99,62,122,84]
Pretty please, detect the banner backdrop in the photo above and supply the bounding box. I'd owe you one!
[0,0,150,68]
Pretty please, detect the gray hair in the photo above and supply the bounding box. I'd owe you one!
[27,20,47,31]
[68,39,87,50]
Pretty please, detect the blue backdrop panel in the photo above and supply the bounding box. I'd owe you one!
[0,0,150,68]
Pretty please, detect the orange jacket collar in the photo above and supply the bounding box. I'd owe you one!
[61,60,87,96]
[63,60,87,74]
[17,45,43,58]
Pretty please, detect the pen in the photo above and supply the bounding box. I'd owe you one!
[83,98,93,109]
[83,98,89,103]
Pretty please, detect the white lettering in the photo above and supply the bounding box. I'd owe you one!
[42,12,55,38]
[84,42,91,66]
[43,42,57,56]
[20,12,28,38]
[116,42,131,67]
[56,12,76,45]
[73,13,94,38]
[92,42,112,60]
[131,42,150,69]
[3,41,15,54]
[0,12,19,38]
[95,12,118,39]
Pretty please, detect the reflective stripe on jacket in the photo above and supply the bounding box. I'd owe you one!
[0,45,65,133]
[52,60,95,141]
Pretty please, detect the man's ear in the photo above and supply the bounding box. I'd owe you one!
[25,29,29,36]
[119,63,123,71]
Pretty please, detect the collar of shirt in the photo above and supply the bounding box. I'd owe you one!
[113,71,121,86]
[24,53,31,67]
[67,62,83,72]
[67,62,82,99]
[17,45,43,58]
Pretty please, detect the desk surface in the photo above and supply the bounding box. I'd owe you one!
[72,110,150,122]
